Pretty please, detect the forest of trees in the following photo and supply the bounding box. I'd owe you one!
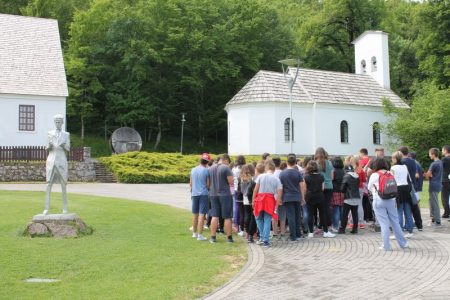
[1,0,448,155]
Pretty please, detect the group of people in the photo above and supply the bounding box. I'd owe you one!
[189,145,450,250]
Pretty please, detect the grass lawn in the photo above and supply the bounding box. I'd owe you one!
[0,191,246,300]
[416,181,446,209]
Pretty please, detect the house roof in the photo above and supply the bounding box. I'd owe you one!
[0,14,68,97]
[226,68,408,109]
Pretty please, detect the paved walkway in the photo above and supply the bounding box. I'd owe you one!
[0,183,191,210]
[2,183,450,299]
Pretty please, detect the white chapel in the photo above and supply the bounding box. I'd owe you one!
[225,31,408,156]
[0,14,68,146]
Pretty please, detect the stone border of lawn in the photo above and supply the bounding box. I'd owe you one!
[202,243,265,300]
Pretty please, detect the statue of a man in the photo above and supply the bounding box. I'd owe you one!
[43,114,70,215]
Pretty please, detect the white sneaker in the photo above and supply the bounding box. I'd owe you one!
[203,225,209,229]
[323,231,336,238]
[256,239,264,245]
[192,233,198,238]
[389,235,396,240]
[330,227,339,233]
[238,231,244,237]
[308,233,314,238]
[404,233,413,239]
[197,235,207,241]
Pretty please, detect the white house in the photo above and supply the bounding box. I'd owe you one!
[0,14,68,146]
[225,31,408,156]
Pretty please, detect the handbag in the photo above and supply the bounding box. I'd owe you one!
[407,173,419,206]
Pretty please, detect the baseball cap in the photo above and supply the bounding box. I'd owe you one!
[201,153,211,161]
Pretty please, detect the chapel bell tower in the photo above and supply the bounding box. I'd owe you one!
[353,31,390,90]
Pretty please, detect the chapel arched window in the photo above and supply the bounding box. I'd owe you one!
[340,120,348,143]
[284,118,294,142]
[361,59,367,74]
[371,56,377,72]
[373,122,381,145]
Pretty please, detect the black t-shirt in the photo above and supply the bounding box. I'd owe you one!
[332,168,345,192]
[304,173,324,204]
[442,156,450,183]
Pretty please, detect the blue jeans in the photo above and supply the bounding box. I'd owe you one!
[397,200,413,233]
[302,204,309,233]
[373,198,408,250]
[332,205,342,229]
[256,211,272,243]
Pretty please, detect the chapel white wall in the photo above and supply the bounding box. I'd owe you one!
[314,103,389,156]
[0,94,66,146]
[227,103,314,155]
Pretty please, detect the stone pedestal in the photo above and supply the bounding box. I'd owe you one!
[25,213,92,238]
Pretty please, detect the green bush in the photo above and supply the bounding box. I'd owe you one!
[99,152,208,183]
[99,152,278,183]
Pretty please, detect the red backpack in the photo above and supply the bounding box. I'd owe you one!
[374,171,398,199]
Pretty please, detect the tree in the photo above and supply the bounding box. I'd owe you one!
[414,0,450,89]
[21,0,91,45]
[286,0,385,73]
[0,0,28,14]
[384,83,450,164]
[66,0,292,148]
[380,0,422,101]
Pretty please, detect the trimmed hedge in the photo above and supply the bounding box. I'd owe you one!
[99,152,266,183]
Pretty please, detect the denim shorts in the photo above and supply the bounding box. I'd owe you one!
[210,195,233,219]
[192,195,209,214]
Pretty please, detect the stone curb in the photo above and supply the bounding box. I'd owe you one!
[202,242,265,300]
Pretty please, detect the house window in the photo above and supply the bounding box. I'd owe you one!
[284,118,294,142]
[19,105,35,131]
[340,120,348,143]
[361,59,366,74]
[371,56,377,72]
[373,122,381,145]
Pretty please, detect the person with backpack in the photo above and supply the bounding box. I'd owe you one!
[331,156,345,233]
[304,160,336,238]
[409,152,424,231]
[240,163,257,243]
[232,155,246,235]
[391,151,414,238]
[338,156,360,234]
[368,157,408,251]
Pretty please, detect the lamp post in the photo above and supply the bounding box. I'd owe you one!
[180,113,186,154]
[278,58,301,153]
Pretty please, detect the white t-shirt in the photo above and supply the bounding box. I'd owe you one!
[390,164,409,186]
